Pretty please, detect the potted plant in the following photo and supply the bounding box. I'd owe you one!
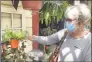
[10,31,26,48]
[11,0,70,26]
[2,28,26,48]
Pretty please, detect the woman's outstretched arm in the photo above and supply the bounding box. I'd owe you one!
[30,29,66,45]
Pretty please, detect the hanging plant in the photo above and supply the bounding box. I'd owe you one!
[40,1,70,25]
[11,0,70,26]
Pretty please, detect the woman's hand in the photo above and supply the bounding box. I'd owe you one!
[27,36,33,40]
[27,35,36,41]
[26,31,34,40]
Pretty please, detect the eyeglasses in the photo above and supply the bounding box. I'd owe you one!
[66,18,78,22]
[66,18,74,22]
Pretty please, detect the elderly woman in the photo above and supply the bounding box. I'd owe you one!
[29,3,91,61]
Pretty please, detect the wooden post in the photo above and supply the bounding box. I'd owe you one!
[32,10,40,49]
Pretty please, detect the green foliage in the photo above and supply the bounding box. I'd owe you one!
[15,31,26,40]
[2,28,12,42]
[40,1,70,25]
[2,41,27,62]
[2,28,26,42]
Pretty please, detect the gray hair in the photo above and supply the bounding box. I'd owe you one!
[65,3,91,23]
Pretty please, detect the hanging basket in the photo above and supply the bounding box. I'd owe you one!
[22,1,42,10]
[10,39,19,48]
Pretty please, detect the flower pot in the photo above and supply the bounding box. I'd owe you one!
[22,0,42,10]
[10,39,19,48]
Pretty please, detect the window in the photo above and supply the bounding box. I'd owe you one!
[13,14,22,28]
[1,13,11,29]
[1,13,22,30]
[1,13,22,41]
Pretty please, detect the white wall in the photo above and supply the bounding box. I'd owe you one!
[1,1,33,53]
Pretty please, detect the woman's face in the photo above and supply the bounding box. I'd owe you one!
[66,18,84,32]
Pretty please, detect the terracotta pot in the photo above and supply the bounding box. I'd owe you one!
[10,39,19,48]
[22,0,42,10]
